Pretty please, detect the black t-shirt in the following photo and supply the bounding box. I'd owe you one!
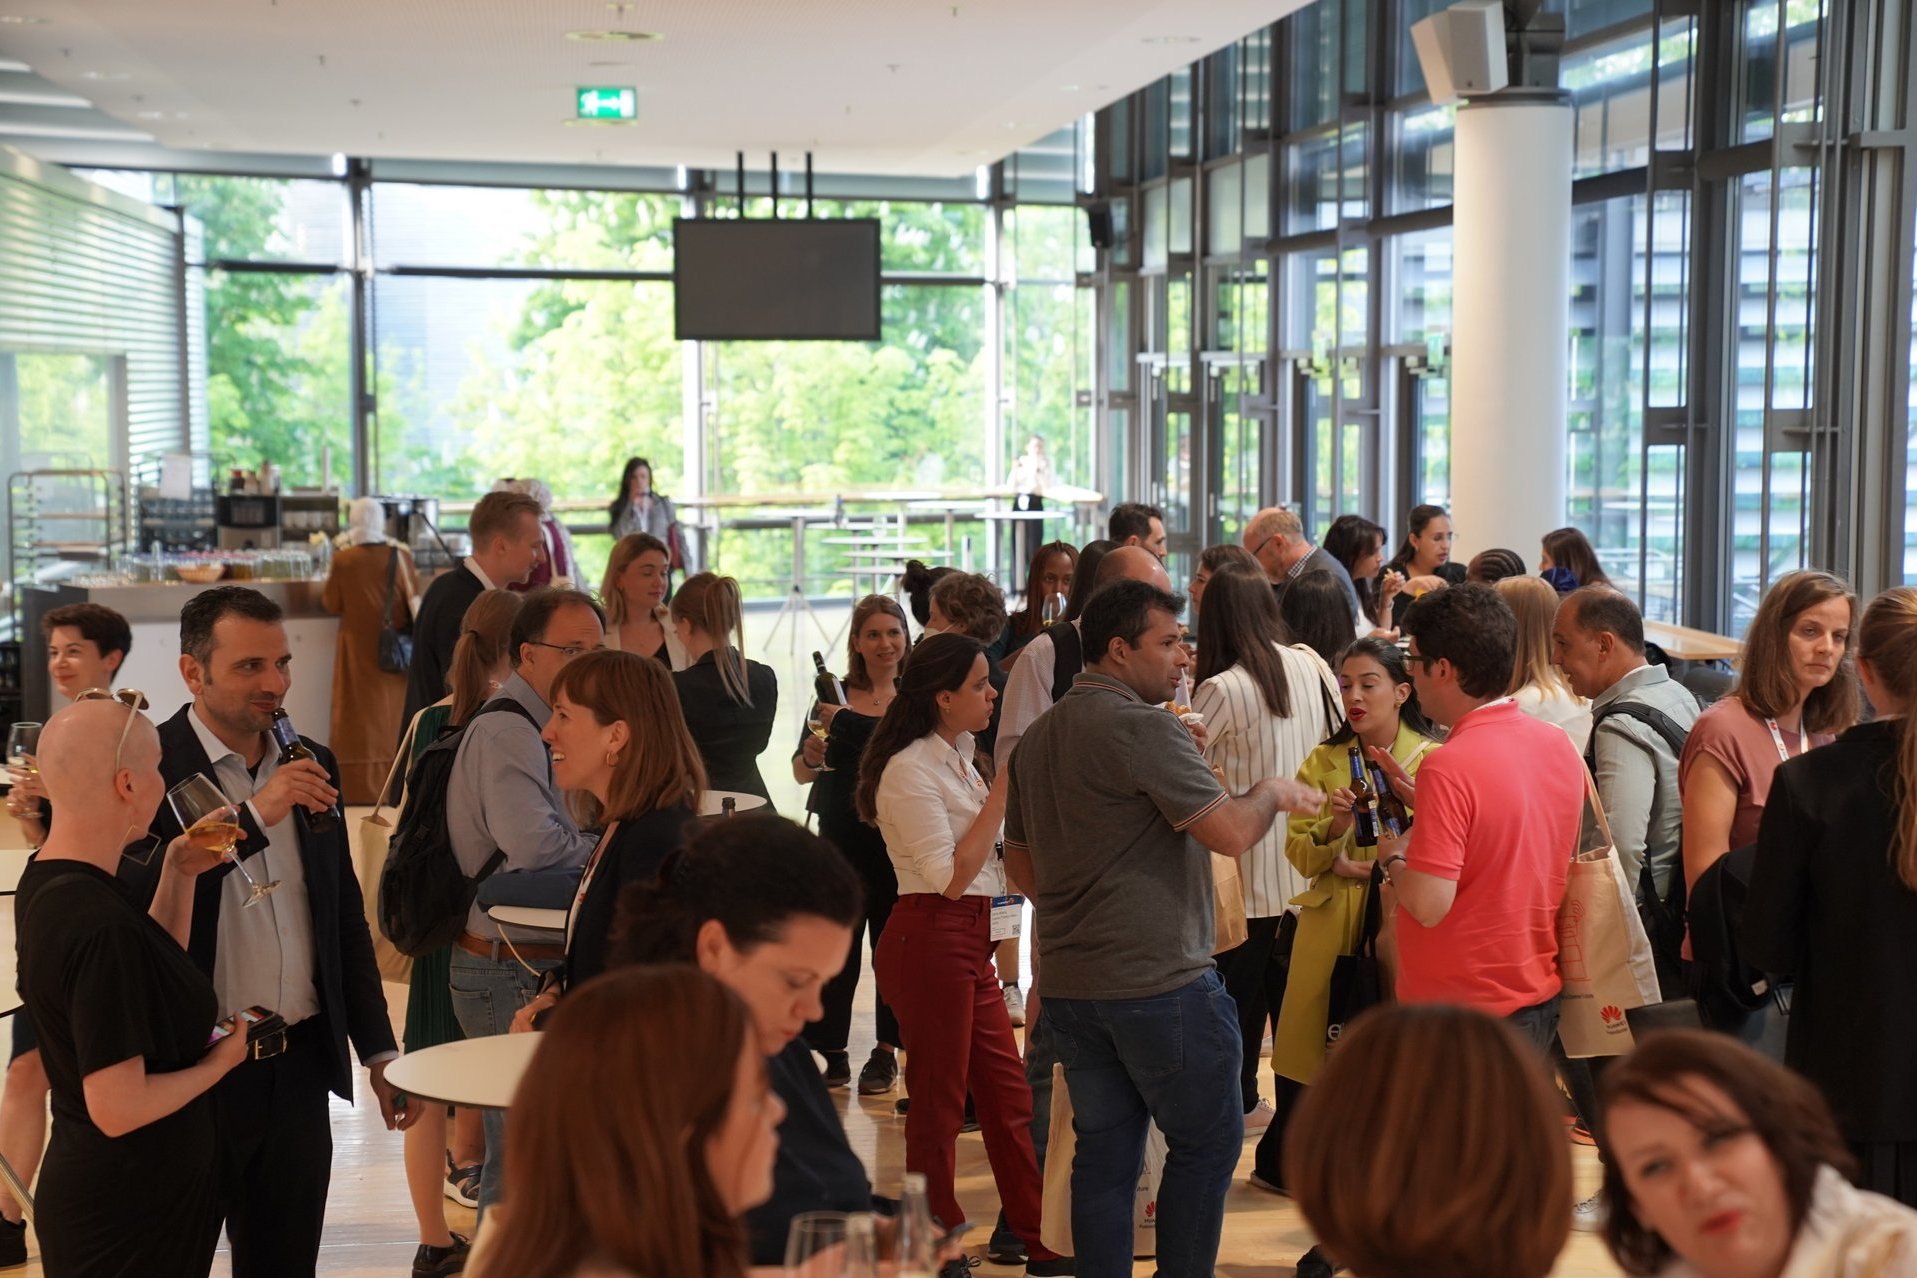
[16,859,219,1147]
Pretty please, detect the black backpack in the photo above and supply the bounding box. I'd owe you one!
[378,698,534,958]
[1585,699,1693,995]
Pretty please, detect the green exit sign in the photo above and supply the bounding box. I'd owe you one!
[576,87,636,120]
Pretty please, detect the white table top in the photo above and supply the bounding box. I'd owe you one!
[842,548,952,560]
[0,848,30,896]
[701,790,769,817]
[484,904,568,932]
[386,1032,542,1110]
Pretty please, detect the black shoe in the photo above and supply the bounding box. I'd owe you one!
[0,1216,23,1268]
[413,1233,471,1277]
[858,1048,899,1095]
[987,1209,1026,1265]
[819,1050,852,1089]
[938,1257,980,1278]
[1295,1245,1341,1278]
[895,1096,911,1116]
[1024,1260,1074,1277]
[961,1096,979,1134]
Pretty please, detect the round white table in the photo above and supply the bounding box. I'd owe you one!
[0,848,31,896]
[484,904,568,932]
[701,790,769,817]
[386,1033,542,1110]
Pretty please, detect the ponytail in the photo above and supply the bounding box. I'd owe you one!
[670,572,754,706]
[1858,587,1917,890]
[449,590,524,724]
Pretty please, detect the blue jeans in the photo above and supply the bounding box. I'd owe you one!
[448,948,563,1214]
[1026,1004,1057,1171]
[1044,971,1243,1278]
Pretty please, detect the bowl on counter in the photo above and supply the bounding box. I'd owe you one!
[175,563,227,584]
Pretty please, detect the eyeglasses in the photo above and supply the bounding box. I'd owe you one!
[76,687,149,772]
[1405,652,1441,672]
[1248,533,1277,559]
[526,641,600,660]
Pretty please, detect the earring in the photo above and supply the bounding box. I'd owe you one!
[605,751,619,767]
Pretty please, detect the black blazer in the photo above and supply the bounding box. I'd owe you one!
[674,654,779,802]
[135,706,397,1101]
[1743,719,1917,1142]
[401,563,486,737]
[561,803,696,993]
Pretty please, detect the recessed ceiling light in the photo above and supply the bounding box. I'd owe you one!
[79,70,130,82]
[1141,35,1201,44]
[0,15,47,24]
[565,29,661,42]
[586,60,630,67]
[0,57,30,72]
[1059,85,1081,92]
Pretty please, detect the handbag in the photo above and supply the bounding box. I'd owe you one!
[356,710,422,983]
[1211,852,1249,955]
[376,545,413,675]
[1556,768,1664,1057]
[1324,864,1387,1050]
[1040,1062,1165,1259]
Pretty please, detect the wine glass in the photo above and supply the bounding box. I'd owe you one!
[806,712,833,772]
[1040,592,1067,627]
[784,1212,877,1278]
[168,773,279,907]
[6,722,40,785]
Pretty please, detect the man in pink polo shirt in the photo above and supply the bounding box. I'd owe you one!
[1376,582,1585,1051]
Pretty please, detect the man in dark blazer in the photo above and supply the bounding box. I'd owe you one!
[138,586,412,1278]
[399,487,547,735]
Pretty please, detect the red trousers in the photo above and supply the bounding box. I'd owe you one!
[874,893,1055,1257]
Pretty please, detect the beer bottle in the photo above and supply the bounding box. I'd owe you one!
[1346,744,1379,847]
[1370,760,1412,837]
[811,651,847,707]
[268,709,341,834]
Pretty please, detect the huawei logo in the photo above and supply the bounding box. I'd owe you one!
[1600,1005,1623,1025]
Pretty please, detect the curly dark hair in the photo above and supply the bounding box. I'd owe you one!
[1401,582,1516,699]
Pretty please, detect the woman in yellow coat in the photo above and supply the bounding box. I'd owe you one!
[1251,636,1440,1198]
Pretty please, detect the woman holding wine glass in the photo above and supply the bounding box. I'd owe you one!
[997,542,1077,665]
[17,696,250,1278]
[791,595,909,1093]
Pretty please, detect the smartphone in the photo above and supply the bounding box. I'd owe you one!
[208,1005,275,1044]
[209,1005,289,1060]
[935,1222,976,1251]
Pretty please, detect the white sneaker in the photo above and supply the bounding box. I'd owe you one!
[1572,1193,1608,1232]
[1243,1099,1276,1133]
[1003,984,1026,1027]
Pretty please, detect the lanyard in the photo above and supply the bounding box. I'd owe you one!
[1764,718,1809,765]
[566,822,618,953]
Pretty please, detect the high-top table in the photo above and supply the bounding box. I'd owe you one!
[385,1033,542,1111]
[702,790,768,817]
[1643,620,1742,663]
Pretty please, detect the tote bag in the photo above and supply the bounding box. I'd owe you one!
[1557,769,1664,1057]
[1211,852,1249,955]
[1324,865,1387,1050]
[356,711,421,983]
[1041,1062,1164,1259]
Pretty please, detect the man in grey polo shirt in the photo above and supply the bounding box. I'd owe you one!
[446,587,601,1211]
[1004,579,1318,1278]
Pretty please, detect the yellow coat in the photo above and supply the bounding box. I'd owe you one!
[1271,722,1438,1085]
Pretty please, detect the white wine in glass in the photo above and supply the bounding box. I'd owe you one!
[168,772,279,906]
[6,722,41,780]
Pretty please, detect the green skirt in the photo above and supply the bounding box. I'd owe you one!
[403,946,463,1053]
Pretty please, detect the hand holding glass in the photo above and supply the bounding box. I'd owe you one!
[6,722,40,781]
[168,773,278,906]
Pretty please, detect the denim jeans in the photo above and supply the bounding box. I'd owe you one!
[1505,992,1563,1058]
[448,948,563,1214]
[1044,970,1243,1278]
[1026,1003,1056,1170]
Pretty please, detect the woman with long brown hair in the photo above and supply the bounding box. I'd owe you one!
[792,593,910,1093]
[1190,568,1340,1131]
[512,650,706,1029]
[1496,575,1591,752]
[1742,586,1917,1207]
[600,532,686,668]
[856,634,1058,1268]
[1002,540,1078,658]
[671,572,779,802]
[1539,525,1613,591]
[470,966,781,1278]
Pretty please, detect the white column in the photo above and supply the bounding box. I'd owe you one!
[1447,93,1573,563]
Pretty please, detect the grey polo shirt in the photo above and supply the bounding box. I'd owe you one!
[1588,662,1699,899]
[447,671,596,940]
[1005,670,1230,1001]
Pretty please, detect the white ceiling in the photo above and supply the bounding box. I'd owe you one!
[0,0,1310,178]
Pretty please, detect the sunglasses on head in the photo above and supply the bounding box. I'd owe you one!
[75,687,150,772]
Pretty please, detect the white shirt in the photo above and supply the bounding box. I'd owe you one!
[1193,645,1342,916]
[1513,681,1594,754]
[875,731,1006,898]
[186,706,320,1025]
[995,624,1068,773]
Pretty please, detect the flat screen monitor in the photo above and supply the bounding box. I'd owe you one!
[673,218,882,341]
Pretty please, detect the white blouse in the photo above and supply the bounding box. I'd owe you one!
[874,731,1006,898]
[605,603,689,670]
[1513,681,1593,754]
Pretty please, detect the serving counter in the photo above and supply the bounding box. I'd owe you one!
[22,579,339,731]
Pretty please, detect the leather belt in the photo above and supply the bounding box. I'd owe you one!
[457,930,566,962]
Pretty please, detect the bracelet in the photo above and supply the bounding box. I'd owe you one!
[1382,853,1407,874]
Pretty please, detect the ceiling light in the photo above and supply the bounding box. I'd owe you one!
[1141,35,1201,44]
[0,87,90,107]
[0,121,153,141]
[565,29,661,42]
[1059,85,1081,92]
[78,70,130,82]
[0,15,47,24]
[0,58,31,72]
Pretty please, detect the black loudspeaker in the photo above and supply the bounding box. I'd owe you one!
[1085,201,1114,250]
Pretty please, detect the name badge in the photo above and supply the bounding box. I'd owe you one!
[990,894,1024,942]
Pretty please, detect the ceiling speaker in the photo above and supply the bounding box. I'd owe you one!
[1410,0,1509,106]
[1085,201,1114,251]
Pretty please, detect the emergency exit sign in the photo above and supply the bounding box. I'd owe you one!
[576,87,636,120]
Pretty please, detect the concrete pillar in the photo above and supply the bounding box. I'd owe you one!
[1446,91,1573,563]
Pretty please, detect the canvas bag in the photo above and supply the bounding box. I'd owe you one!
[1211,852,1248,955]
[1557,769,1664,1057]
[1041,1062,1165,1259]
[356,710,421,983]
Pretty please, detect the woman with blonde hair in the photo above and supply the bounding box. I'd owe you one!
[513,649,707,1031]
[469,966,780,1278]
[600,532,687,668]
[1496,574,1591,752]
[396,588,523,1272]
[671,572,779,802]
[1742,586,1917,1206]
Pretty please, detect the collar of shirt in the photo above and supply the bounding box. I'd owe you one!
[1286,547,1318,580]
[186,703,269,778]
[1445,696,1518,738]
[1590,661,1667,711]
[499,670,554,728]
[1073,670,1144,703]
[463,556,499,592]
